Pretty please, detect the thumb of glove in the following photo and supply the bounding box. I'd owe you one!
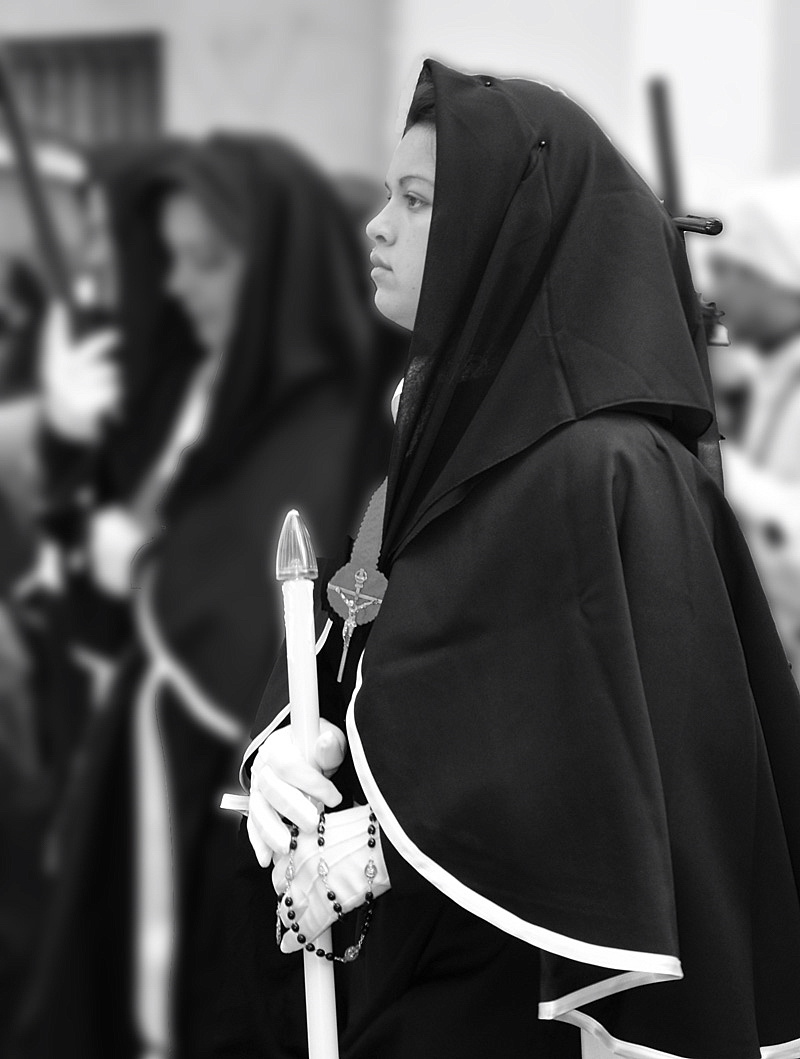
[314,724,346,776]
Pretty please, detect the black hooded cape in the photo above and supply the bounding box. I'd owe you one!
[242,62,800,1058]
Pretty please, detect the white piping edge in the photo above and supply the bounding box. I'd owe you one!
[762,1038,800,1059]
[132,662,176,1053]
[232,618,334,795]
[539,971,678,1020]
[562,1012,693,1059]
[68,644,120,710]
[220,793,250,816]
[135,571,244,746]
[345,653,682,978]
[562,1011,800,1059]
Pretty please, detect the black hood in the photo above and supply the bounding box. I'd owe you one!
[382,60,716,567]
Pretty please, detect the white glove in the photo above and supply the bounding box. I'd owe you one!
[247,720,346,868]
[272,805,391,953]
[40,302,121,443]
[87,506,147,597]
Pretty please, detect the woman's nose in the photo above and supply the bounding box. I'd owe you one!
[366,202,392,245]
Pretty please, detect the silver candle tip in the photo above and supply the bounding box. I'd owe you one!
[275,509,318,581]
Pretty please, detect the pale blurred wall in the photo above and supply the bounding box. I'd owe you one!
[629,0,774,210]
[391,0,786,209]
[388,0,635,157]
[0,0,392,176]
[0,0,794,198]
[773,0,800,172]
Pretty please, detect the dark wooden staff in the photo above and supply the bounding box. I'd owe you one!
[0,43,76,309]
[0,46,107,542]
[648,76,725,488]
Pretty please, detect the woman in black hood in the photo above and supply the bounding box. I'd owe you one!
[240,62,800,1059]
[21,134,380,1059]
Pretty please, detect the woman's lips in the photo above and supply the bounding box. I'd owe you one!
[370,251,392,271]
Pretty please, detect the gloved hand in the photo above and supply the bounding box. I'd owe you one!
[247,720,346,868]
[272,804,391,953]
[87,506,147,597]
[40,302,121,443]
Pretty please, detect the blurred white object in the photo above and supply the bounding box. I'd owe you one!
[14,538,63,600]
[134,662,175,1059]
[87,505,147,597]
[723,442,800,542]
[723,442,800,676]
[39,302,120,443]
[0,136,86,186]
[739,336,800,480]
[707,176,800,682]
[708,342,759,395]
[712,175,800,292]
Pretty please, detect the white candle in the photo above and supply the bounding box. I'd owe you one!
[277,510,340,1059]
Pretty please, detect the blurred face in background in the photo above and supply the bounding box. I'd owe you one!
[365,123,435,331]
[79,183,119,310]
[161,190,245,355]
[708,255,800,352]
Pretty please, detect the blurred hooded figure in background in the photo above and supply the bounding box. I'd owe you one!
[17,134,379,1059]
[23,140,198,792]
[706,174,800,685]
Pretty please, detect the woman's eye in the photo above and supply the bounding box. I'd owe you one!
[405,193,422,210]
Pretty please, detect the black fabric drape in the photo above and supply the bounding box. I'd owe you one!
[243,62,800,1058]
[382,60,716,568]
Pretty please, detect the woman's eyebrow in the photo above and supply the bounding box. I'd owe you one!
[384,174,435,194]
[398,174,434,188]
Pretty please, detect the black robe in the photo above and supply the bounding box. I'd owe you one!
[29,139,203,788]
[235,62,800,1058]
[242,411,800,1059]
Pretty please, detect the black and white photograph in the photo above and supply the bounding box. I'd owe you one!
[0,3,799,1057]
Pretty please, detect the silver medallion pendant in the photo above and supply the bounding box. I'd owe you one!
[326,478,389,682]
[327,564,387,681]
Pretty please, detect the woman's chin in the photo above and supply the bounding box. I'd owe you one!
[373,290,413,332]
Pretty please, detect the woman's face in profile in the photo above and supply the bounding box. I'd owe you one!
[160,190,245,355]
[366,123,435,331]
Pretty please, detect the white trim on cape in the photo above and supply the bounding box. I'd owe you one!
[345,653,682,978]
[345,649,800,1059]
[135,570,246,745]
[539,971,678,1021]
[569,1011,800,1059]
